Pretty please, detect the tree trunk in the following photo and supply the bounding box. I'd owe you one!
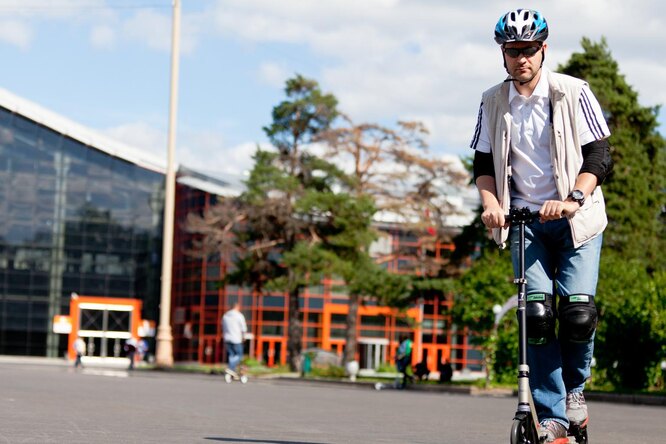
[343,293,360,365]
[287,285,302,372]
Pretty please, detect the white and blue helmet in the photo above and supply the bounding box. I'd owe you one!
[494,9,549,45]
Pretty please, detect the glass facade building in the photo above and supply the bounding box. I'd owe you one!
[0,95,165,358]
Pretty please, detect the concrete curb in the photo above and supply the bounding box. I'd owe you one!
[2,356,664,407]
[274,375,666,407]
[584,390,666,407]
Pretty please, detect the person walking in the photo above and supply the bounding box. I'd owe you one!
[470,8,613,443]
[124,336,138,370]
[222,302,247,377]
[395,334,413,389]
[73,335,86,369]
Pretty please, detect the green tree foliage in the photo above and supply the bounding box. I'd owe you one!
[188,75,383,372]
[188,75,342,370]
[264,75,339,157]
[450,248,515,385]
[558,38,666,272]
[558,38,666,389]
[317,115,470,364]
[595,255,666,389]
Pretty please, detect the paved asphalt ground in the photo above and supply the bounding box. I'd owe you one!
[0,360,664,444]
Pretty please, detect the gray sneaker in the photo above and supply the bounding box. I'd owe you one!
[539,420,568,443]
[566,391,588,427]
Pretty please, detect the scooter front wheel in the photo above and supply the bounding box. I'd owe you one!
[510,414,539,444]
[240,375,248,384]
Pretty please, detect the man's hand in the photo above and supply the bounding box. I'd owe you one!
[539,200,580,221]
[481,205,506,229]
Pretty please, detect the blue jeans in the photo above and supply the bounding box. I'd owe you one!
[225,342,243,372]
[510,218,602,427]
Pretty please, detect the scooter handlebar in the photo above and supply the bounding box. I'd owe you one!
[504,208,540,224]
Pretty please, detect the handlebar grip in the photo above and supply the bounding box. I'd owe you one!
[505,208,540,224]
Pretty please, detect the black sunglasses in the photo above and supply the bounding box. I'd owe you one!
[503,45,542,58]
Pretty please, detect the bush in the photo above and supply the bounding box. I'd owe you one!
[309,364,347,378]
[493,317,519,385]
[375,362,397,374]
[242,357,263,368]
[595,254,666,390]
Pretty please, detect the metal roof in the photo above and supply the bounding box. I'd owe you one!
[0,87,167,174]
[0,86,242,197]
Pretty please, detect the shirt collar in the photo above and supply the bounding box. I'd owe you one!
[508,66,550,103]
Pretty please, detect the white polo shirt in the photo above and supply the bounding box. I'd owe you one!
[472,67,610,210]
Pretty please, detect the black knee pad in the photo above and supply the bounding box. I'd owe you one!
[559,294,597,343]
[525,293,556,345]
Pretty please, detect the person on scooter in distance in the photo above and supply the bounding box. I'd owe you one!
[222,301,247,378]
[470,8,613,443]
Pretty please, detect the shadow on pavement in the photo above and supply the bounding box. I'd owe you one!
[204,438,330,444]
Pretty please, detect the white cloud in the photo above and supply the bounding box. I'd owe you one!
[122,10,173,53]
[0,0,108,20]
[90,25,115,50]
[257,62,290,88]
[0,19,32,49]
[102,118,264,178]
[5,0,665,178]
[101,121,166,161]
[0,2,200,54]
[207,0,666,157]
[109,7,207,55]
[179,136,265,178]
[621,59,666,108]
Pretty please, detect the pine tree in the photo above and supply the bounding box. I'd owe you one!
[558,38,666,389]
[558,38,666,272]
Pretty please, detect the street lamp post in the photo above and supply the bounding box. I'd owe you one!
[155,0,181,367]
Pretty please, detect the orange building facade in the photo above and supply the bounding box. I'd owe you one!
[171,184,483,374]
[64,295,145,363]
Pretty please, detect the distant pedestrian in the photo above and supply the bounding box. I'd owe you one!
[395,334,413,389]
[438,359,453,383]
[414,359,430,381]
[138,339,149,362]
[73,335,86,369]
[222,302,247,378]
[124,337,138,370]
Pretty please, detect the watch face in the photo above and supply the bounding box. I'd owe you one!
[572,190,584,200]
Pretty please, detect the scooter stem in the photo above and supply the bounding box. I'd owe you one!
[517,221,528,368]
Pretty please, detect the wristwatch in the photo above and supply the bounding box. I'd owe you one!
[568,189,585,207]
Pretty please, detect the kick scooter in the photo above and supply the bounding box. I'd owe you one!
[506,207,588,444]
[224,365,248,384]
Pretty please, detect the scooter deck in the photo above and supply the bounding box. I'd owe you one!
[540,431,585,443]
[224,368,248,383]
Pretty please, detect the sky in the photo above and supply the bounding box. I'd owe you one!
[0,0,664,180]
